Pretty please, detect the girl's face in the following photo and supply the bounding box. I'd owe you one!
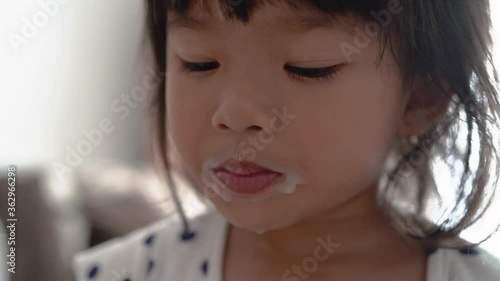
[166,3,409,233]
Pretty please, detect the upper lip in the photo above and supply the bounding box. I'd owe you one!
[214,159,280,175]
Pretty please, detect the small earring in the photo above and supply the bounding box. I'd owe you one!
[408,135,419,146]
[399,135,419,154]
[401,135,418,145]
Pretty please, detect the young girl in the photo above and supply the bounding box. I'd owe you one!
[73,0,500,280]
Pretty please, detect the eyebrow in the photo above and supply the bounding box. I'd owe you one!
[167,14,340,34]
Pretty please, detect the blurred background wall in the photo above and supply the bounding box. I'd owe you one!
[1,0,152,167]
[0,1,500,281]
[0,1,195,281]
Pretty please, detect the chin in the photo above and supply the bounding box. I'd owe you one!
[211,196,307,234]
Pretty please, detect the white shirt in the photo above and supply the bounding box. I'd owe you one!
[72,209,500,281]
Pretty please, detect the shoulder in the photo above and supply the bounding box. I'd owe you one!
[72,209,227,281]
[429,247,500,281]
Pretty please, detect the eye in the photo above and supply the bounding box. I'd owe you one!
[179,61,220,73]
[284,64,343,82]
[178,60,343,82]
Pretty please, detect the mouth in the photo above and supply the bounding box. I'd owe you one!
[211,159,285,194]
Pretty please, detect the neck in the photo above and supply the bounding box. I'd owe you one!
[226,186,427,274]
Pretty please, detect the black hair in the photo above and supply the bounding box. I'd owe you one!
[145,0,500,248]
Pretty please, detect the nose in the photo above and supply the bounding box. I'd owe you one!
[212,96,271,134]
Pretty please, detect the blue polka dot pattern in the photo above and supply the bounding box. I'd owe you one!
[147,259,155,274]
[144,234,155,246]
[201,259,209,276]
[87,265,99,279]
[180,231,197,241]
[459,248,479,256]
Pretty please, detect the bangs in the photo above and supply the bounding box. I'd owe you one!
[164,0,389,24]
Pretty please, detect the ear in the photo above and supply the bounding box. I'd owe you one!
[397,79,452,139]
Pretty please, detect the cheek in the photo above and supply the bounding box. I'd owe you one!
[296,71,404,192]
[166,75,209,172]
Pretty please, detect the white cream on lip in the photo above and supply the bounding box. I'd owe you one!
[200,153,309,204]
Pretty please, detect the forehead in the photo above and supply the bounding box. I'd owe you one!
[166,1,356,35]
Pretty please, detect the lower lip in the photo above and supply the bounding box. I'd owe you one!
[213,169,284,195]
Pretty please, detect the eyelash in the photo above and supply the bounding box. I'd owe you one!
[284,64,342,82]
[179,61,342,82]
[179,61,220,73]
